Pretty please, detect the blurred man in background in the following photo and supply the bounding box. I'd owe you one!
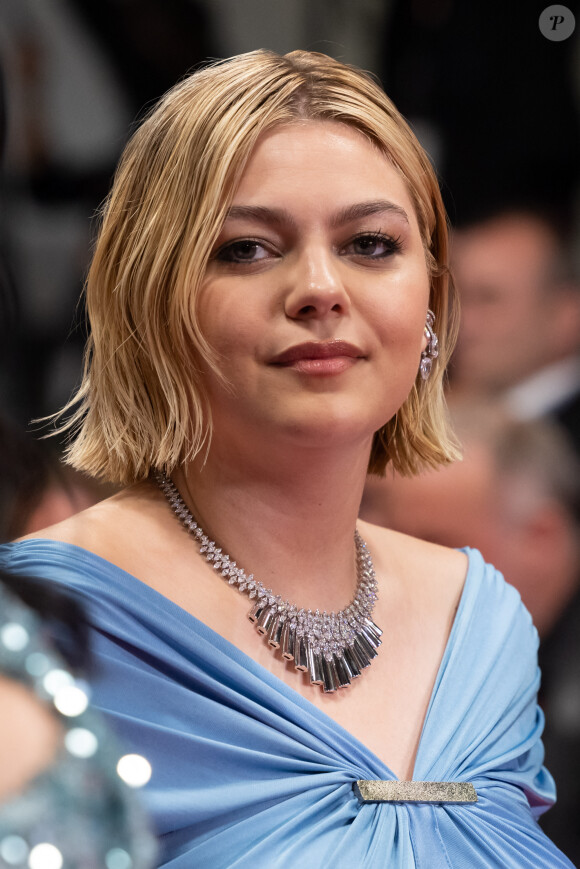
[450,210,580,456]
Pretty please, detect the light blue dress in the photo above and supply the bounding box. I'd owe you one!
[0,540,574,868]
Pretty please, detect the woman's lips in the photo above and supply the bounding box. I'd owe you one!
[269,340,365,375]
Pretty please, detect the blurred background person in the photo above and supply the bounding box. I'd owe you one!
[449,208,580,457]
[360,400,580,862]
[0,567,157,867]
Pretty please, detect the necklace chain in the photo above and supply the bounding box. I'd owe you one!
[155,471,382,693]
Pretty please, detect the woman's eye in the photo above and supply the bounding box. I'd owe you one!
[215,239,271,263]
[344,233,402,258]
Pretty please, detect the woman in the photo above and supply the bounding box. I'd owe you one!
[0,50,571,867]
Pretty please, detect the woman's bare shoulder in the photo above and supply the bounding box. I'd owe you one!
[14,482,200,601]
[17,483,165,557]
[357,519,468,603]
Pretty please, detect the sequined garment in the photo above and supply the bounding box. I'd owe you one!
[0,582,157,869]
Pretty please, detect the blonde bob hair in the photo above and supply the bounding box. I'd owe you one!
[59,49,460,485]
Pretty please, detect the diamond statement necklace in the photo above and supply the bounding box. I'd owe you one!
[155,471,382,693]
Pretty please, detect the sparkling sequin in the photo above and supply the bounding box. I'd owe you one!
[116,755,152,788]
[65,727,99,758]
[106,847,133,869]
[24,652,51,677]
[0,835,29,865]
[0,623,30,652]
[28,843,63,869]
[53,684,89,717]
[43,668,74,696]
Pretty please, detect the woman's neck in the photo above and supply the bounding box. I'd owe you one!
[173,436,372,612]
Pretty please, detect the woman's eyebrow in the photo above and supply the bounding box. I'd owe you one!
[224,200,409,228]
[330,200,410,227]
[224,205,296,227]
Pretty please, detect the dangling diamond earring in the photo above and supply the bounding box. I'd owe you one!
[420,309,439,380]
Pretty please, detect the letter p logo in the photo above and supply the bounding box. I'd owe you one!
[539,5,576,40]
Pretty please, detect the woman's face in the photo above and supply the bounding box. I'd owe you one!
[197,120,430,454]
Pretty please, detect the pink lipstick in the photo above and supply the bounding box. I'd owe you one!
[270,340,364,375]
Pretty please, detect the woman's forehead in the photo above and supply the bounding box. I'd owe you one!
[228,120,420,227]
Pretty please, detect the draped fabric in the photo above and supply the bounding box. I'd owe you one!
[0,540,574,868]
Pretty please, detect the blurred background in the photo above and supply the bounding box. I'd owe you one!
[1,0,580,856]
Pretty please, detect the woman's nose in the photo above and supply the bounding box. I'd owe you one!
[284,246,350,320]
